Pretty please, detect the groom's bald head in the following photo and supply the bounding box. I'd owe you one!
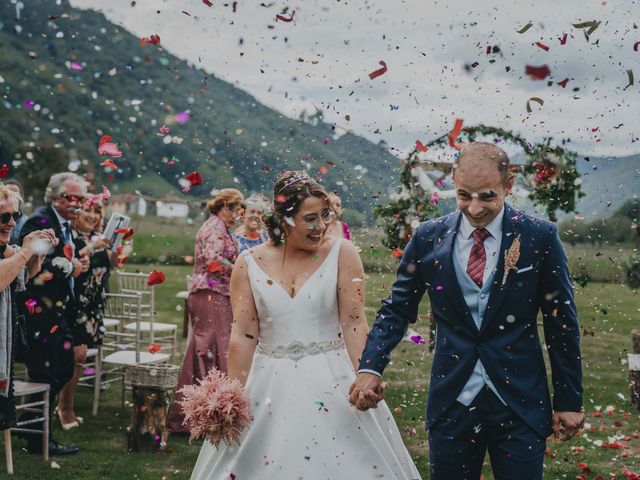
[453,142,511,186]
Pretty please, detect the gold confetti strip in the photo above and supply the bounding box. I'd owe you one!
[526,97,544,113]
[516,21,533,34]
[572,20,601,38]
[624,69,634,90]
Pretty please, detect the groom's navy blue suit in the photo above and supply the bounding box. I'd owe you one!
[359,204,582,478]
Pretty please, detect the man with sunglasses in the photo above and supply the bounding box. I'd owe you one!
[16,172,89,456]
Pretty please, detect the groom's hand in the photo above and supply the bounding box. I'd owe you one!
[552,411,585,441]
[349,372,386,411]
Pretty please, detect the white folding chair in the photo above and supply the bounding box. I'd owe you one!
[116,271,178,360]
[101,292,171,407]
[3,381,50,474]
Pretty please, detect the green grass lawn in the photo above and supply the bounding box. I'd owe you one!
[7,262,640,479]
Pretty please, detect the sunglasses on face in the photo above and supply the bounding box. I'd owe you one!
[60,193,86,203]
[0,211,22,224]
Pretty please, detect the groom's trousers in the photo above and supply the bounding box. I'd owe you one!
[428,386,546,480]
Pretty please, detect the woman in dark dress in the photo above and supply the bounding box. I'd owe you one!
[56,200,117,429]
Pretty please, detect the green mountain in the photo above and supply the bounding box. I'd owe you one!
[0,0,398,217]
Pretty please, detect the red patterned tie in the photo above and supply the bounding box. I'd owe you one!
[466,228,491,288]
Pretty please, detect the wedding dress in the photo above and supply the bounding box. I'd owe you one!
[191,239,421,479]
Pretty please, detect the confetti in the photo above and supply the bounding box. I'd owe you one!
[175,111,190,124]
[525,64,550,80]
[97,135,123,158]
[185,171,202,186]
[25,298,37,314]
[624,69,634,90]
[139,34,161,47]
[276,10,295,22]
[557,78,570,88]
[63,244,73,260]
[410,335,426,345]
[391,248,403,258]
[429,191,439,205]
[147,269,166,286]
[100,159,117,169]
[415,140,428,152]
[158,125,170,134]
[207,261,224,273]
[559,33,568,45]
[0,164,9,179]
[447,118,464,150]
[516,22,533,34]
[368,60,388,80]
[635,41,640,52]
[535,41,549,51]
[148,344,161,354]
[572,20,601,38]
[50,325,59,334]
[202,0,213,6]
[114,227,134,240]
[526,97,544,113]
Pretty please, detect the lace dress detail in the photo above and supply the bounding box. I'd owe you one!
[256,339,345,361]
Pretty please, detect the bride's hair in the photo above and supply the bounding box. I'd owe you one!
[265,171,328,243]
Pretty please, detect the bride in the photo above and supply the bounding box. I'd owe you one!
[191,171,421,479]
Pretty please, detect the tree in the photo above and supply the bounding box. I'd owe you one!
[12,142,72,204]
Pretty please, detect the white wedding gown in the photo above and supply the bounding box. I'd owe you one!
[191,239,422,479]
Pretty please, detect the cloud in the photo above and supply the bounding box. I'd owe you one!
[70,0,640,158]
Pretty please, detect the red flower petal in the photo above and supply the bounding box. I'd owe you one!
[415,140,428,152]
[148,344,161,354]
[115,227,134,241]
[0,164,9,179]
[185,171,202,186]
[391,248,404,258]
[147,269,166,286]
[63,244,73,261]
[100,159,118,169]
[448,118,464,150]
[207,261,224,273]
[98,135,113,146]
[368,60,388,80]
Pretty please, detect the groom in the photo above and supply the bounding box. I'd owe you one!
[349,142,584,479]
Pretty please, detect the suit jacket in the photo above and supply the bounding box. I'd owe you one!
[18,205,77,334]
[359,204,583,438]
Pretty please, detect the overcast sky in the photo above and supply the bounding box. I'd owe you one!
[70,0,640,159]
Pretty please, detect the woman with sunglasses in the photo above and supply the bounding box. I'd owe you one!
[190,172,420,479]
[168,188,245,434]
[0,184,56,430]
[56,199,117,429]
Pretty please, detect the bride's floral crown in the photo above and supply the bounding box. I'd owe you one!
[275,171,311,194]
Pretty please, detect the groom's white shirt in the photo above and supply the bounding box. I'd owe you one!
[359,208,507,407]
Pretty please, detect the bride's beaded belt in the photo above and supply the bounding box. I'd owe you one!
[256,339,345,361]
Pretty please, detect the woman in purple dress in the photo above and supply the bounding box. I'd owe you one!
[168,188,244,434]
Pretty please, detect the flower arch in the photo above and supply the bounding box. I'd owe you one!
[374,124,585,250]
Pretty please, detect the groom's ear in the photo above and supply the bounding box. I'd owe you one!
[505,174,516,195]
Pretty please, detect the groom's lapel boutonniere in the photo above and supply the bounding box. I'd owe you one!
[501,234,522,285]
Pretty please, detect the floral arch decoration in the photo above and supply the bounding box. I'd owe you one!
[374,124,585,250]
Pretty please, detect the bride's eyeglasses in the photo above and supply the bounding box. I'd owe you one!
[301,210,335,229]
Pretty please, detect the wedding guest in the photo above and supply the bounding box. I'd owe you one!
[56,199,117,429]
[233,194,269,252]
[326,192,352,240]
[18,172,89,455]
[0,185,54,430]
[168,188,244,433]
[4,180,28,246]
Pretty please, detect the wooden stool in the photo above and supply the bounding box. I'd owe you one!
[3,381,50,474]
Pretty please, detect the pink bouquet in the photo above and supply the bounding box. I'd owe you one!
[178,369,253,447]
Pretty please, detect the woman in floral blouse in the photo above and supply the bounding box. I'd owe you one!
[168,188,244,434]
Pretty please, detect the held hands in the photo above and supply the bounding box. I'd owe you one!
[552,411,585,441]
[348,372,387,411]
[90,236,110,253]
